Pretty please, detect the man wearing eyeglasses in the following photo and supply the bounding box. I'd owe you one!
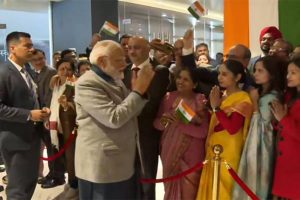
[28,49,63,188]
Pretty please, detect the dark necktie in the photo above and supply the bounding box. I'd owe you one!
[131,67,140,90]
[132,67,140,77]
[21,68,40,109]
[33,71,39,82]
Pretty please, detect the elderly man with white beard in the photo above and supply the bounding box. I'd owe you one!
[74,40,155,200]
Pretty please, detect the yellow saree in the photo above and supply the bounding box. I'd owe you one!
[196,91,253,200]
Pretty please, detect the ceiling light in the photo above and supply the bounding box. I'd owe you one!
[167,18,175,24]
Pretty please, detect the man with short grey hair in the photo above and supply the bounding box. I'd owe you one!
[75,40,155,199]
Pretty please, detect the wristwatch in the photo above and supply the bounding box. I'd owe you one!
[212,106,221,113]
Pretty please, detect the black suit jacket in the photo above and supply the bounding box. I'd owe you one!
[26,65,57,107]
[0,61,37,151]
[122,63,133,89]
[123,59,169,176]
[182,53,218,97]
[182,54,254,92]
[123,59,169,128]
[138,63,169,132]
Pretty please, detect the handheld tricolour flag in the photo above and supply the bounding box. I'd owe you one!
[176,99,196,124]
[100,21,119,36]
[188,1,206,20]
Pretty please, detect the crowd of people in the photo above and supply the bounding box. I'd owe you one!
[0,25,300,200]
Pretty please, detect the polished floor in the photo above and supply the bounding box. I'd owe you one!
[0,163,65,200]
[0,153,165,200]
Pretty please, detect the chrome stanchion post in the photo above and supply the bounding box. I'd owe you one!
[212,144,223,200]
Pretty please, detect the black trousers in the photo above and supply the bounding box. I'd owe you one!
[1,127,41,200]
[40,127,65,180]
[53,132,77,185]
[136,130,161,200]
[0,151,4,165]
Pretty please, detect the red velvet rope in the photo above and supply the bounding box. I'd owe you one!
[40,133,76,161]
[225,162,259,200]
[140,161,206,183]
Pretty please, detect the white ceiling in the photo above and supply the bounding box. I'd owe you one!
[119,0,223,23]
[0,0,224,26]
[118,0,224,35]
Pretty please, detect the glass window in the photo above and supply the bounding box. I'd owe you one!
[118,1,224,59]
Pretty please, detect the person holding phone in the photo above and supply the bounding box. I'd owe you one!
[47,59,78,199]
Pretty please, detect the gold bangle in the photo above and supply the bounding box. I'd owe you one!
[160,117,169,127]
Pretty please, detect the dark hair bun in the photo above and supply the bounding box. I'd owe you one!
[224,59,246,84]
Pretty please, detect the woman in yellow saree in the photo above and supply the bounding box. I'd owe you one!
[197,60,253,200]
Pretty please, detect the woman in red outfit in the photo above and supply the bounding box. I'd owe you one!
[272,57,300,199]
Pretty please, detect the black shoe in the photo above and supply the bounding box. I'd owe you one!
[37,174,52,185]
[37,177,47,184]
[2,176,7,185]
[0,166,5,173]
[41,178,65,189]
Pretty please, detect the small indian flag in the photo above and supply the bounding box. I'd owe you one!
[176,99,196,124]
[100,21,119,36]
[188,1,206,20]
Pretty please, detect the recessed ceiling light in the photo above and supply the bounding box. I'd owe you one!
[162,13,167,17]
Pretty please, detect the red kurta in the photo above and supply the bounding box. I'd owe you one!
[273,99,300,199]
